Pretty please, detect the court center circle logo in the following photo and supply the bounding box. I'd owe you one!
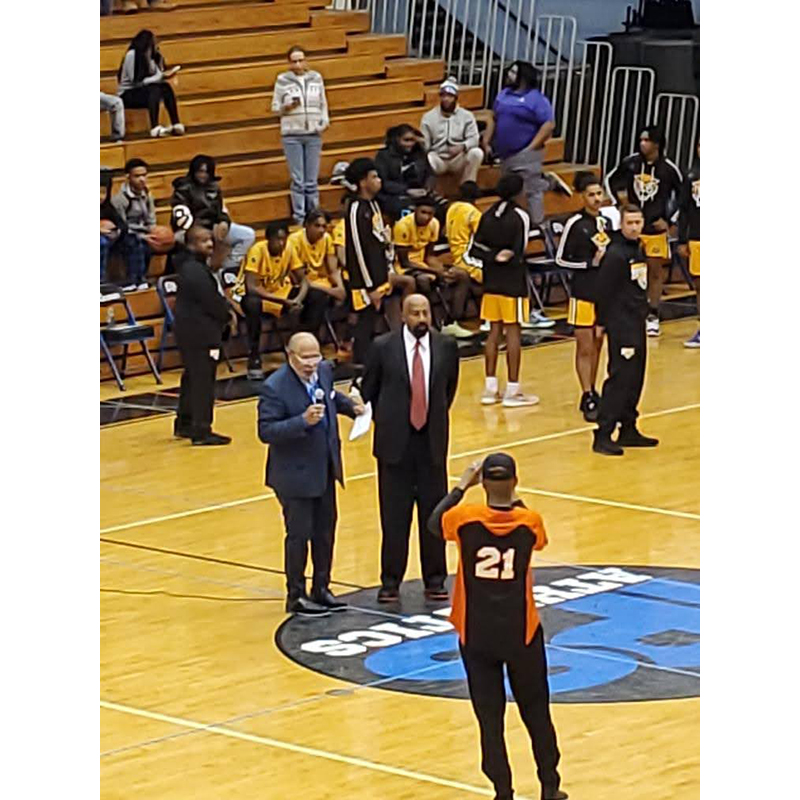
[276,565,699,704]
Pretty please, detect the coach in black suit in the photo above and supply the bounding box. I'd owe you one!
[361,294,460,603]
[258,332,365,616]
[174,225,235,446]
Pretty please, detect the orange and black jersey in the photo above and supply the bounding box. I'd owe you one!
[605,153,682,233]
[429,489,547,653]
[677,160,700,243]
[555,210,611,302]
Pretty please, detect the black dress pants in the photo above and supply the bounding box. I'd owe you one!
[176,343,218,437]
[597,322,647,436]
[460,627,562,799]
[377,429,447,590]
[277,475,337,600]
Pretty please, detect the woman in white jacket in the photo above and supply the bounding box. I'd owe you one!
[272,46,329,225]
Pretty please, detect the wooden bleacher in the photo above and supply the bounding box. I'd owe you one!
[100,1,588,383]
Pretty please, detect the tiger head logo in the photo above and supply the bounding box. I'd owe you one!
[591,216,610,249]
[633,171,660,205]
[691,180,700,208]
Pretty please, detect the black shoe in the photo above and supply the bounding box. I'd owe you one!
[617,426,659,447]
[593,430,623,456]
[173,424,192,439]
[285,596,331,617]
[579,390,599,423]
[377,587,399,603]
[191,432,232,446]
[542,791,568,800]
[424,586,449,601]
[247,356,264,381]
[311,588,348,611]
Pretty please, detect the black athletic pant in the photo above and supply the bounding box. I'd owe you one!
[300,286,331,336]
[377,429,447,590]
[176,344,218,437]
[121,82,180,128]
[241,293,267,358]
[460,627,561,800]
[276,475,337,601]
[597,321,647,436]
[353,303,379,366]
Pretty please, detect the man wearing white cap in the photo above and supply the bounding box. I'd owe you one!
[421,78,484,186]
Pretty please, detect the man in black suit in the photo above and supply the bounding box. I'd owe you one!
[174,226,235,445]
[361,293,460,603]
[258,332,366,616]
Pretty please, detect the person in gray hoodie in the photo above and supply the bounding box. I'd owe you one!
[272,45,329,225]
[112,158,158,291]
[421,78,484,187]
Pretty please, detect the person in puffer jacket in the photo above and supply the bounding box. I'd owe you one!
[272,45,330,225]
[170,154,255,271]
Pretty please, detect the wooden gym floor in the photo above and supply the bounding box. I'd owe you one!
[100,317,700,800]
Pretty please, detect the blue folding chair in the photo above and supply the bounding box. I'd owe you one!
[101,283,162,391]
[155,274,179,372]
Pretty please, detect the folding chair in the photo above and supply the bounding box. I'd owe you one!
[526,224,571,312]
[101,283,162,391]
[155,274,179,371]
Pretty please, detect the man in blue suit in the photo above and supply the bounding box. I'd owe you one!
[258,332,366,616]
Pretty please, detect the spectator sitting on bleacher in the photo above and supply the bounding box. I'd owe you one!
[232,222,306,381]
[287,209,346,338]
[117,1,175,12]
[112,158,157,292]
[170,155,256,272]
[117,29,184,138]
[375,124,433,222]
[421,78,484,188]
[101,92,125,142]
[101,169,126,282]
[394,196,474,339]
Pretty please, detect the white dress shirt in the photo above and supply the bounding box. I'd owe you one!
[403,325,430,403]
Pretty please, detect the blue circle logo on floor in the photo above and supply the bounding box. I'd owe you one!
[275,565,699,703]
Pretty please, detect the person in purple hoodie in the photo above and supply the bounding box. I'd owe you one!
[482,61,556,226]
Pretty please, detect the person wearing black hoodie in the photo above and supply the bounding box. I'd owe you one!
[101,169,126,282]
[592,205,659,456]
[170,155,255,271]
[174,226,235,446]
[374,125,433,222]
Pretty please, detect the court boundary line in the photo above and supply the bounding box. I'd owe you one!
[100,402,699,535]
[99,699,516,798]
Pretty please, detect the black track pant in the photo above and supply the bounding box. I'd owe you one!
[176,344,218,437]
[377,430,447,590]
[353,303,379,366]
[300,286,332,336]
[597,322,646,436]
[460,627,561,799]
[121,83,180,128]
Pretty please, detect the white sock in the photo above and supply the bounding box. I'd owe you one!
[506,381,519,397]
[485,376,498,393]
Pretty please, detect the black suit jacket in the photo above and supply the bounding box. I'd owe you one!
[361,329,460,466]
[174,251,230,349]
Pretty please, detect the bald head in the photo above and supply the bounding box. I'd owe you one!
[287,332,322,380]
[402,293,432,339]
[186,225,214,260]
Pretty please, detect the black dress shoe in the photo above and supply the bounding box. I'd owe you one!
[311,588,348,611]
[617,426,659,447]
[285,597,331,616]
[593,430,623,456]
[191,431,232,446]
[377,587,399,603]
[542,790,568,800]
[424,586,449,601]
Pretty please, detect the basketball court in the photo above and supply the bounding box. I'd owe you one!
[100,317,699,799]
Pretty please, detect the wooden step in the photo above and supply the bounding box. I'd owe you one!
[101,77,426,137]
[386,58,445,83]
[100,50,385,98]
[100,3,311,43]
[346,33,407,58]
[423,84,483,108]
[169,0,326,7]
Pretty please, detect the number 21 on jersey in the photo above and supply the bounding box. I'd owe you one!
[474,546,516,580]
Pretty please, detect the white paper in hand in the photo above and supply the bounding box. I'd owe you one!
[349,402,372,441]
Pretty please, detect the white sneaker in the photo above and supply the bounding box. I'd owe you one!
[480,320,491,332]
[522,310,556,329]
[150,125,171,138]
[646,315,661,337]
[502,391,540,408]
[121,284,137,292]
[441,322,475,339]
[683,329,700,348]
[171,123,185,136]
[481,389,501,405]
[137,282,149,291]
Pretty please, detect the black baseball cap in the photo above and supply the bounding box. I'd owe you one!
[482,453,517,481]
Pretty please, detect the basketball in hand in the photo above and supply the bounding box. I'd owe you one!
[146,225,176,254]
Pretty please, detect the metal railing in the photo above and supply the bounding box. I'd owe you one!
[601,66,655,174]
[654,92,699,174]
[569,40,613,166]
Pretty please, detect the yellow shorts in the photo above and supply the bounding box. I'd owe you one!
[454,257,483,284]
[481,294,530,324]
[351,281,391,312]
[689,240,700,276]
[260,282,293,317]
[640,233,670,259]
[567,297,596,327]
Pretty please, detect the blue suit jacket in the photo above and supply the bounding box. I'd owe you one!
[258,360,356,499]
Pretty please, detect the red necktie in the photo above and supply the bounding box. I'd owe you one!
[410,340,427,430]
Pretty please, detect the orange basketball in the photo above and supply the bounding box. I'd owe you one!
[147,225,176,254]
